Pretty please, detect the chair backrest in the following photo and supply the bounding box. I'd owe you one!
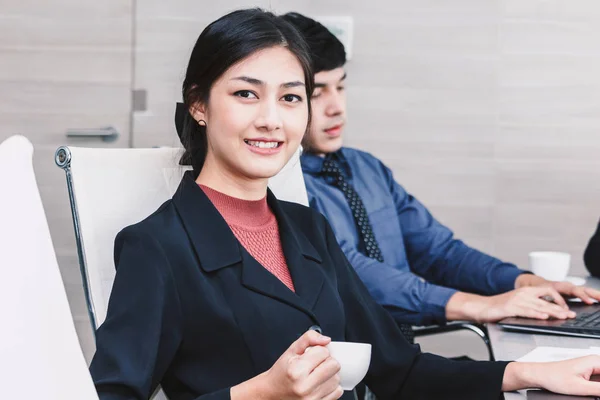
[56,146,308,329]
[0,136,98,399]
[55,146,309,400]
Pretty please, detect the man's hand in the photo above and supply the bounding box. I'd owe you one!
[446,287,575,323]
[516,274,600,304]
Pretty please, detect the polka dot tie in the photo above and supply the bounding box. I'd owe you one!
[321,157,415,344]
[321,158,384,262]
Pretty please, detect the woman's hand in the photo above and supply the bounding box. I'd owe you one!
[231,330,343,400]
[503,356,600,396]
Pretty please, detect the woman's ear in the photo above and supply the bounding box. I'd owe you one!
[190,102,207,125]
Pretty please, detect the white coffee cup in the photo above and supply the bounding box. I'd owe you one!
[529,251,571,281]
[326,341,372,391]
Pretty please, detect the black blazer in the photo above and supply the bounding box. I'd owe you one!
[90,171,507,400]
[585,219,600,277]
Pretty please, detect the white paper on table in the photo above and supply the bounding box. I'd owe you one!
[516,346,600,363]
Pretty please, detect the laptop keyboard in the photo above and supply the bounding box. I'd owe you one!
[562,309,600,329]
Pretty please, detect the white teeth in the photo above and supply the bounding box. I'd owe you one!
[246,140,279,149]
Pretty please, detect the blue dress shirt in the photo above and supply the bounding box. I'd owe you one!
[301,147,526,326]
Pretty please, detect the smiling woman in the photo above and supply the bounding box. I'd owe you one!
[177,9,313,199]
[191,52,308,182]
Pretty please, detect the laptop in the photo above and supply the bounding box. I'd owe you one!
[525,390,597,399]
[498,302,600,339]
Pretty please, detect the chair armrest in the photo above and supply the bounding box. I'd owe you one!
[412,321,494,361]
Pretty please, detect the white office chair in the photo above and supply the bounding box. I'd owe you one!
[0,135,98,400]
[54,145,308,400]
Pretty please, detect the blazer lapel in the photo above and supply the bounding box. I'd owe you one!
[239,250,316,319]
[171,171,242,271]
[267,191,325,311]
[171,172,325,318]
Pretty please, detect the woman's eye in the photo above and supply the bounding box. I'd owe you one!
[234,90,257,99]
[282,94,302,103]
[337,86,345,92]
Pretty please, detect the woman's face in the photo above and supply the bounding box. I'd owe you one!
[193,46,308,182]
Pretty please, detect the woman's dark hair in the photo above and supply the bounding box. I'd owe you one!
[177,8,314,177]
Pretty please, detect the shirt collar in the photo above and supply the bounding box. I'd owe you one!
[300,148,352,179]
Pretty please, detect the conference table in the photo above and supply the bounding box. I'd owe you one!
[490,277,600,399]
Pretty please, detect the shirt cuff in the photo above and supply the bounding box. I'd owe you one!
[195,387,231,400]
[493,264,529,294]
[420,285,458,325]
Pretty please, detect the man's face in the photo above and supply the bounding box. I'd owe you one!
[303,67,347,155]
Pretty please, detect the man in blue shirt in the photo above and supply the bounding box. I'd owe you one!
[283,12,600,327]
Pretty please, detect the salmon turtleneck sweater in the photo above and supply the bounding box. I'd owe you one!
[199,184,295,292]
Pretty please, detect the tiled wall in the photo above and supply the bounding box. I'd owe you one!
[492,1,600,271]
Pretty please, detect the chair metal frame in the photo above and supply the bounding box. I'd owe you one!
[55,146,99,332]
[413,321,494,360]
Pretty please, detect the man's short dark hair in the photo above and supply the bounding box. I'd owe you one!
[282,12,346,73]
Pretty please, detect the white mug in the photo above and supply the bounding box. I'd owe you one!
[326,341,372,391]
[529,251,571,281]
